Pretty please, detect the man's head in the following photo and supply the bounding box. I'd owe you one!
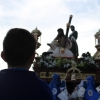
[57,28,64,38]
[70,25,75,31]
[1,28,36,68]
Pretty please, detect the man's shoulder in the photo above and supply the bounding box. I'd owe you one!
[0,69,53,100]
[38,78,52,91]
[74,31,78,34]
[33,75,53,100]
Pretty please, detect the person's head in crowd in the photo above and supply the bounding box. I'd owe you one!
[86,75,95,85]
[78,80,84,89]
[57,28,64,38]
[70,25,75,32]
[77,80,87,89]
[49,73,61,100]
[52,73,61,85]
[1,28,36,70]
[84,75,99,100]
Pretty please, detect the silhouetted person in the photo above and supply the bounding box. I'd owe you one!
[0,28,53,100]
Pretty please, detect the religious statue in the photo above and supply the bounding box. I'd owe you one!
[47,28,73,57]
[47,15,79,58]
[47,15,74,58]
[69,25,79,58]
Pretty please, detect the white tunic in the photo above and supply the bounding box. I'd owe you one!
[48,39,73,57]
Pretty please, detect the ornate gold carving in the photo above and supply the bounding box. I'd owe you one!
[67,61,81,80]
[81,73,96,79]
[40,72,96,80]
[67,61,81,73]
[70,73,96,79]
[40,72,66,79]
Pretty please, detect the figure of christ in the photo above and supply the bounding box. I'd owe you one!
[47,28,73,57]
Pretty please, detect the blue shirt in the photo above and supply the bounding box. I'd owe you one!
[0,69,53,100]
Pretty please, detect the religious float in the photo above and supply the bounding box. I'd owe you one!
[31,15,100,93]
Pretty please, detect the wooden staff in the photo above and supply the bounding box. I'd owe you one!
[63,15,73,48]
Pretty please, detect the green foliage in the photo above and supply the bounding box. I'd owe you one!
[55,57,67,67]
[37,51,98,71]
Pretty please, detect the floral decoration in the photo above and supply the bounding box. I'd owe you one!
[36,52,98,71]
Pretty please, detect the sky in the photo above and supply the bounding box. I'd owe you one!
[0,0,100,70]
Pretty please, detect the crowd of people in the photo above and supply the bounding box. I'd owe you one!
[49,74,100,100]
[0,27,99,100]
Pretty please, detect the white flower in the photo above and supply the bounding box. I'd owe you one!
[96,64,99,67]
[84,57,88,60]
[52,60,57,66]
[46,55,52,60]
[87,56,90,60]
[71,60,75,63]
[40,58,43,63]
[63,64,69,68]
[90,60,95,64]
[48,65,52,68]
[46,55,49,59]
[64,64,67,68]
[49,61,52,64]
[71,60,77,67]
[88,58,92,62]
[67,63,70,67]
[44,61,48,67]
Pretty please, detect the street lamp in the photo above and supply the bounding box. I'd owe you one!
[94,30,100,60]
[31,27,42,57]
[95,30,100,48]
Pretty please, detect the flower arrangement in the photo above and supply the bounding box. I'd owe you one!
[37,52,98,71]
[77,52,99,71]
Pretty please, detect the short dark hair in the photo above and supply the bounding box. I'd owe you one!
[3,28,36,66]
[70,25,75,29]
